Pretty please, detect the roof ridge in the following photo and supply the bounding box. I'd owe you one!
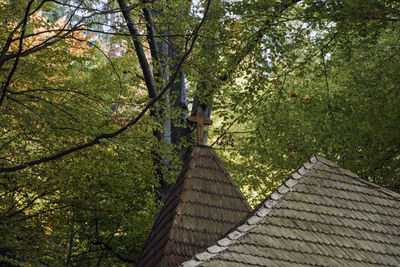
[135,148,197,266]
[165,148,198,245]
[181,155,321,267]
[208,148,253,211]
[137,145,253,266]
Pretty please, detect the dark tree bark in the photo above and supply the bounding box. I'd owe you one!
[117,0,196,202]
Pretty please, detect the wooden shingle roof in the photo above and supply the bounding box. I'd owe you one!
[135,145,252,266]
[182,155,400,266]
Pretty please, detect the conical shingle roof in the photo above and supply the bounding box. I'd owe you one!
[135,145,252,266]
[182,155,400,266]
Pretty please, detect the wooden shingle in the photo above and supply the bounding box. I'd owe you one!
[182,155,400,267]
[135,145,252,266]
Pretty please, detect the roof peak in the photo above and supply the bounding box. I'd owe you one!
[181,154,400,267]
[135,143,252,266]
[187,107,213,145]
[181,155,321,267]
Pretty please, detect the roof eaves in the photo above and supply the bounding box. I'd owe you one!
[180,154,322,267]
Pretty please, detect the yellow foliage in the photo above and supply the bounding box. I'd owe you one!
[8,10,93,58]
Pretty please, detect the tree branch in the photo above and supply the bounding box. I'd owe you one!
[211,31,339,147]
[90,240,135,263]
[0,0,34,107]
[0,0,47,68]
[0,0,211,173]
[3,3,112,63]
[219,0,301,82]
[142,4,159,61]
[117,0,158,99]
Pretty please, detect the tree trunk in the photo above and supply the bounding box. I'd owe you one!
[118,0,213,203]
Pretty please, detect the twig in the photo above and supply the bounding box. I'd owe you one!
[0,0,34,107]
[0,0,211,173]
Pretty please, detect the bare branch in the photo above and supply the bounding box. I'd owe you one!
[5,95,53,126]
[0,0,47,68]
[90,240,135,263]
[9,92,80,123]
[0,0,211,173]
[0,0,34,107]
[8,88,89,96]
[3,2,119,63]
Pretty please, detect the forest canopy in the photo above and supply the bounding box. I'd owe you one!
[0,0,399,265]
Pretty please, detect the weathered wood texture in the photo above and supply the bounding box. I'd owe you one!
[135,145,252,266]
[183,155,400,267]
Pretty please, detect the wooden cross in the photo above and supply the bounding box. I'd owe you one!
[187,106,213,145]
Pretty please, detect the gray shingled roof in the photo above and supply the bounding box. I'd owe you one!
[181,155,400,267]
[135,145,252,266]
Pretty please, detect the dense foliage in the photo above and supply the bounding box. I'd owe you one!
[212,0,400,204]
[0,0,399,265]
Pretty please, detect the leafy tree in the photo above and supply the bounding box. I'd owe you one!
[0,1,162,264]
[211,0,400,203]
[0,0,399,264]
